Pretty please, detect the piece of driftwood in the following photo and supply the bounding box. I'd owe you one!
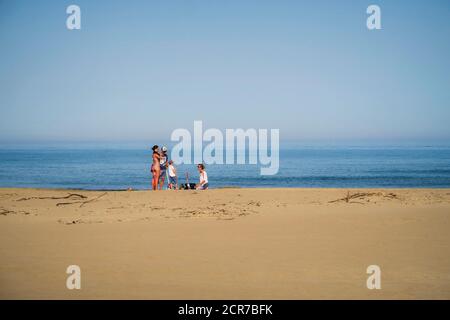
[56,192,107,208]
[329,191,398,203]
[0,208,14,215]
[16,193,87,201]
[0,208,30,215]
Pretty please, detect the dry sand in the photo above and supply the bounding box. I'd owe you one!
[0,188,449,299]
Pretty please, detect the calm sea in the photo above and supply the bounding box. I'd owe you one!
[0,143,450,189]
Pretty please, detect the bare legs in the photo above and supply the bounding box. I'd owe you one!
[159,175,165,190]
[152,167,160,190]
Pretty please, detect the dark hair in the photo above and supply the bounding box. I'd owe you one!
[197,163,205,170]
[152,145,159,152]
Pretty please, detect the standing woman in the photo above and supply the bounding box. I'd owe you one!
[151,145,161,190]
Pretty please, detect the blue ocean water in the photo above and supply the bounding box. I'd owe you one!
[0,144,450,189]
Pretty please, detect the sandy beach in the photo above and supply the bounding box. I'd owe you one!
[0,187,449,299]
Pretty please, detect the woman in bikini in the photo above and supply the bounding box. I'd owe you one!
[151,145,161,190]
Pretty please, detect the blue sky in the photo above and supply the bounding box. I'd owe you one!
[0,0,449,143]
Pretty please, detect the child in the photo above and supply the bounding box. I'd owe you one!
[196,163,208,190]
[168,160,178,190]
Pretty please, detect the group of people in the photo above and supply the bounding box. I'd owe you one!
[150,145,208,191]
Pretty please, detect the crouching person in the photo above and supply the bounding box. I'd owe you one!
[196,164,208,190]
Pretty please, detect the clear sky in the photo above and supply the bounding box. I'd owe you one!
[0,0,449,143]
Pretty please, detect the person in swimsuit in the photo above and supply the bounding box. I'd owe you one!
[151,145,160,190]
